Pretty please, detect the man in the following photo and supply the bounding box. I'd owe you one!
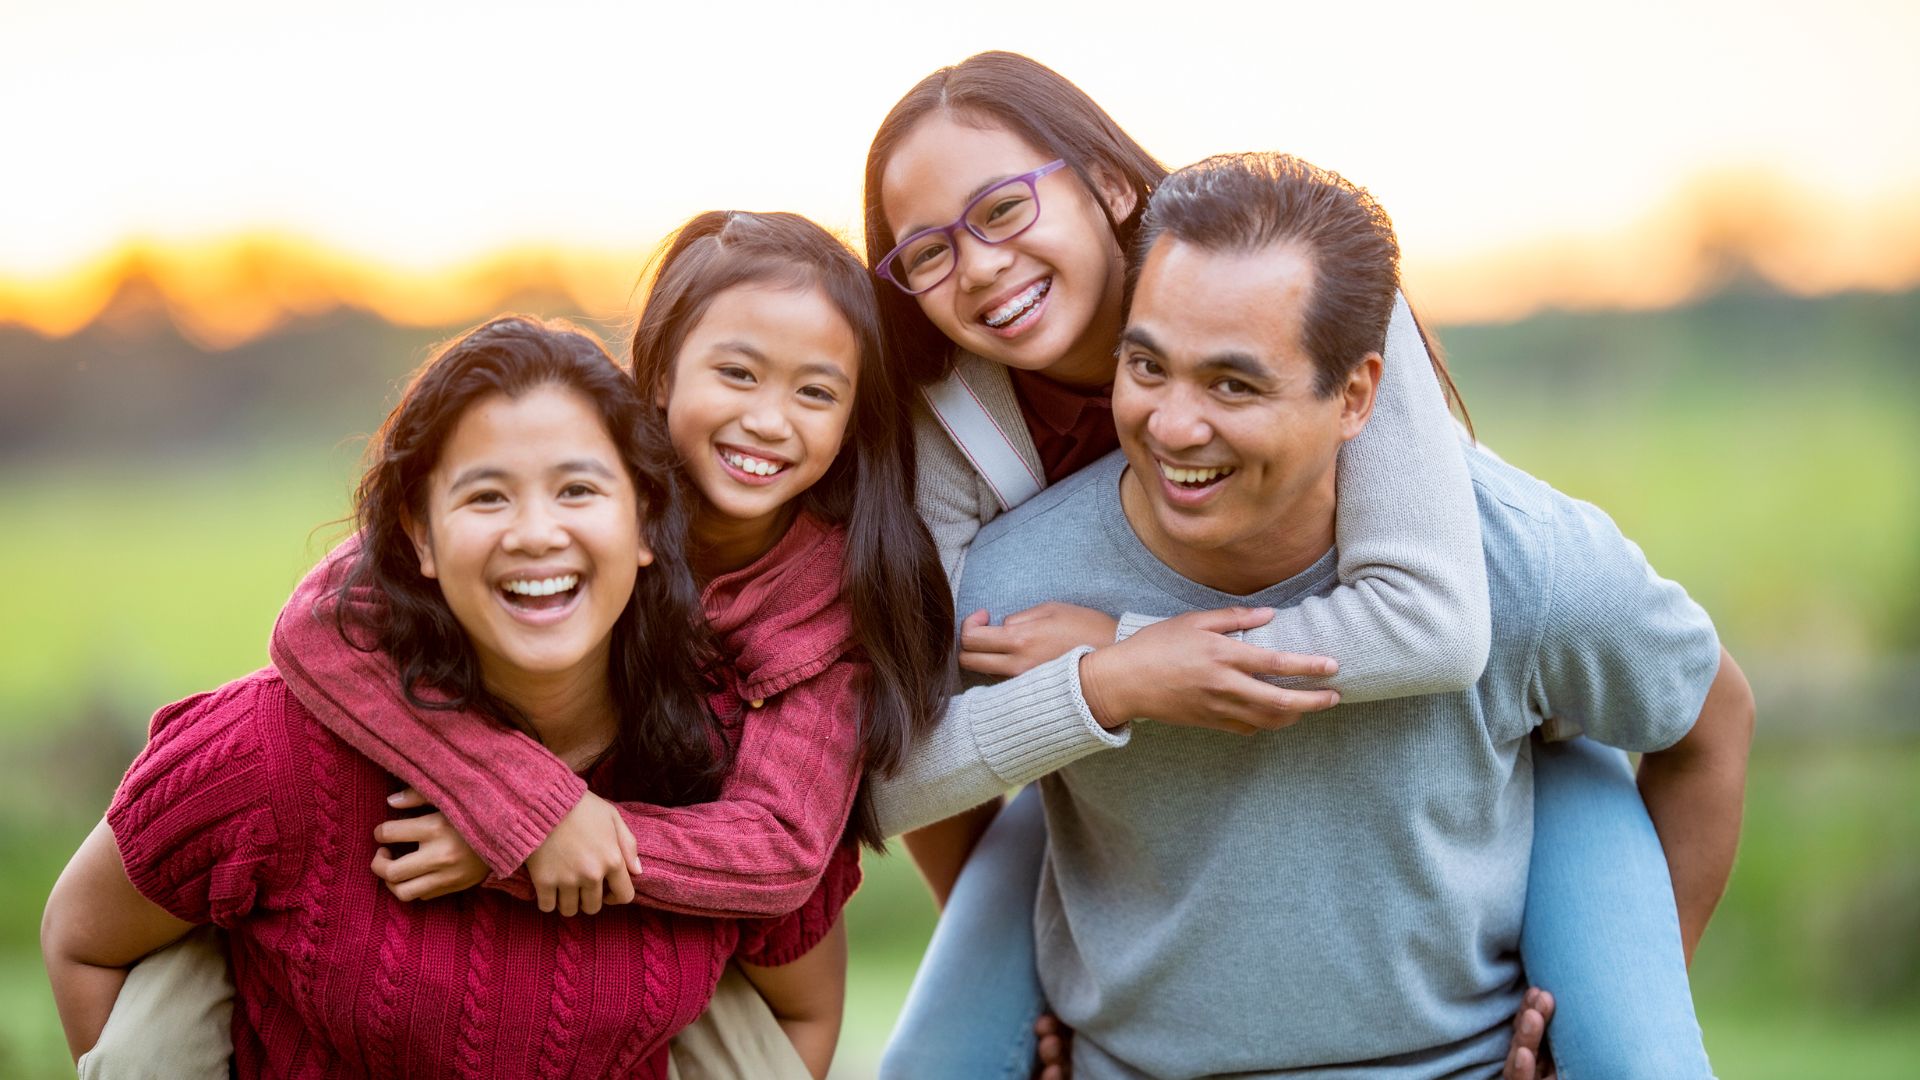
[938,153,1753,1077]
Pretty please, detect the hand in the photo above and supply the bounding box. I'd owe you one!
[1033,1011,1072,1080]
[960,603,1120,679]
[1502,987,1556,1080]
[524,790,644,917]
[1077,607,1339,733]
[370,788,488,901]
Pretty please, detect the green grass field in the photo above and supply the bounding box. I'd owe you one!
[3,344,1916,1075]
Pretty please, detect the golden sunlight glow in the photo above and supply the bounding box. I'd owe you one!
[3,1,1918,345]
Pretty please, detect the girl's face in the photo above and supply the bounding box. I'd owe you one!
[880,114,1135,385]
[410,384,650,692]
[664,281,858,565]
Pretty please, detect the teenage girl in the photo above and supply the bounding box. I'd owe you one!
[43,315,861,1078]
[861,53,1718,1079]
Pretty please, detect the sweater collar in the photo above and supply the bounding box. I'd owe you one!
[700,510,856,701]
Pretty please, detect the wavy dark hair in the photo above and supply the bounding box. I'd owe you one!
[633,211,955,848]
[336,314,726,805]
[863,51,1471,428]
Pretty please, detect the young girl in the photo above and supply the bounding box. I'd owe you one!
[861,53,1716,1079]
[42,316,862,1078]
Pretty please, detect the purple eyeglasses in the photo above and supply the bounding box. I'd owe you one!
[875,159,1069,295]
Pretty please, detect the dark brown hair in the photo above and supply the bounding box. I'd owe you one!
[1133,152,1472,427]
[338,315,726,805]
[862,51,1168,386]
[632,211,955,848]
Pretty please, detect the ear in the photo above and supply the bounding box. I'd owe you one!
[635,525,655,570]
[1089,162,1138,224]
[1338,354,1383,442]
[404,509,437,580]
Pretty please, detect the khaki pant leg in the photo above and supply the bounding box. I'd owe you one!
[668,964,812,1080]
[77,926,234,1080]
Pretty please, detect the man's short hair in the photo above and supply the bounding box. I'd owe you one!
[1131,153,1401,396]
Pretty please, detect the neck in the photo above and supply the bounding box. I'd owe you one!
[1037,288,1125,388]
[1118,466,1337,596]
[691,500,793,579]
[483,650,619,771]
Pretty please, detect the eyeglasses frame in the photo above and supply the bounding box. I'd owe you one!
[874,159,1070,295]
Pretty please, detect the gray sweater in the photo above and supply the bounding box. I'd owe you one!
[872,295,1492,837]
[953,448,1719,1078]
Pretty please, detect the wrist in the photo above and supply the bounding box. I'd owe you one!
[1077,648,1129,731]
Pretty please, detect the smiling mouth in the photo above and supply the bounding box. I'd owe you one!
[499,573,580,612]
[982,278,1050,329]
[1158,461,1236,490]
[719,447,791,478]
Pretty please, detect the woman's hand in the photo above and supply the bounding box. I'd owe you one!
[1077,607,1340,733]
[959,604,1120,679]
[523,790,644,917]
[370,788,488,902]
[1502,988,1556,1080]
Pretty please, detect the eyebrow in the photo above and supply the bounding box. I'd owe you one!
[1121,326,1275,382]
[447,459,617,492]
[899,171,1024,239]
[715,340,852,387]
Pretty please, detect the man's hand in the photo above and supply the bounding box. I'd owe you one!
[1502,988,1556,1080]
[1077,607,1339,733]
[524,790,644,917]
[960,603,1120,679]
[370,788,488,901]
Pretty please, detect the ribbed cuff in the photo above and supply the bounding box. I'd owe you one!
[970,647,1129,788]
[478,774,589,876]
[1114,612,1160,642]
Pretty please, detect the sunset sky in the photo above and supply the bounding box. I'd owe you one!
[3,0,1916,341]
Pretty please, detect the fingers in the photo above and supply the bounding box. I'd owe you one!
[959,620,1013,655]
[580,877,604,917]
[536,882,557,914]
[959,649,1028,677]
[962,609,991,631]
[386,786,429,810]
[557,885,580,919]
[1178,606,1275,635]
[615,815,643,879]
[1260,650,1338,680]
[372,812,445,846]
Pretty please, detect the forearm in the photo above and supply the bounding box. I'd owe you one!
[872,649,1125,837]
[271,543,584,875]
[902,800,1003,908]
[1637,648,1755,963]
[740,920,848,1079]
[45,957,128,1062]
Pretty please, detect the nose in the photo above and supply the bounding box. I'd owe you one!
[738,394,795,443]
[953,231,1014,293]
[1146,385,1214,454]
[503,497,570,556]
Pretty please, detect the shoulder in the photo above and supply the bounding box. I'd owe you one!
[972,451,1123,558]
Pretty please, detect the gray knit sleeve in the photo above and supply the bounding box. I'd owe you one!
[870,648,1127,838]
[1114,292,1491,703]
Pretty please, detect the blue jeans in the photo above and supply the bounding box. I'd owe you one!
[879,739,1714,1079]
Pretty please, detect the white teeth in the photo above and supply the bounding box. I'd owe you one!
[1158,462,1235,485]
[502,574,578,597]
[984,279,1050,328]
[721,449,787,477]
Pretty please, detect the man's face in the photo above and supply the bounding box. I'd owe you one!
[1112,237,1379,590]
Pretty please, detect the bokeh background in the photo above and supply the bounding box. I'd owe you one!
[3,2,1917,1076]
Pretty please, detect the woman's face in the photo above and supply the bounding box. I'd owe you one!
[409,384,650,691]
[880,113,1134,385]
[664,281,858,563]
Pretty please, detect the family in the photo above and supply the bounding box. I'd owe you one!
[41,51,1754,1079]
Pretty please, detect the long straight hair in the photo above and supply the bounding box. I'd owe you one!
[339,315,727,805]
[863,50,1471,428]
[632,211,955,848]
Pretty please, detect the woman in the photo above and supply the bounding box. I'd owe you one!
[41,316,856,1077]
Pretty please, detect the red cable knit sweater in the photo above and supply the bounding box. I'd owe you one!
[109,512,865,1077]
